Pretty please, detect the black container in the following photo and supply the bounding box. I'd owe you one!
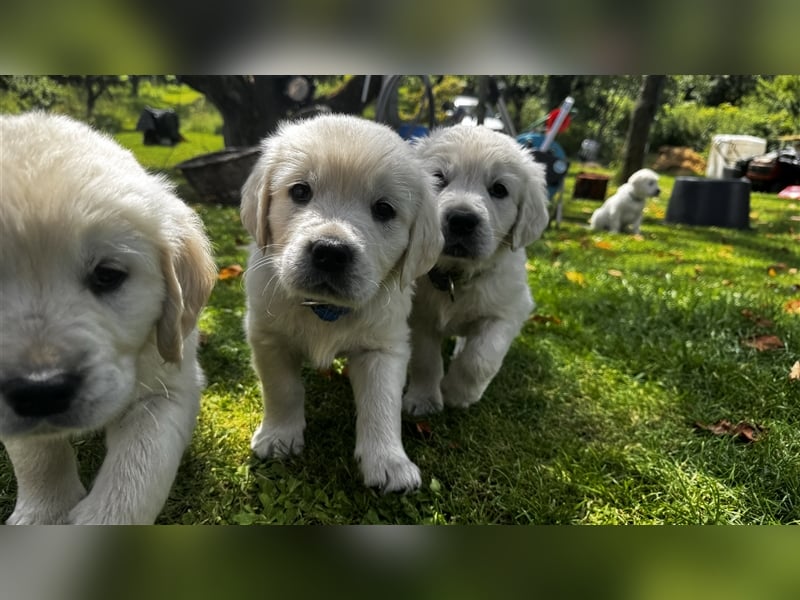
[665,177,751,229]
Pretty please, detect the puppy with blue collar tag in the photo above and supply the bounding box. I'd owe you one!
[404,125,550,416]
[240,114,442,493]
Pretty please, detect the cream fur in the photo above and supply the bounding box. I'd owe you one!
[404,124,550,415]
[589,168,661,234]
[0,112,216,524]
[240,114,442,493]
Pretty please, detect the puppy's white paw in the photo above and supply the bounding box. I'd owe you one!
[441,378,483,409]
[402,388,444,416]
[251,420,305,459]
[66,501,119,525]
[358,452,422,494]
[6,507,67,525]
[6,488,85,525]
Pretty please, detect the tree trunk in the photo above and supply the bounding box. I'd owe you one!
[545,75,574,110]
[179,75,382,148]
[476,76,489,125]
[180,76,291,147]
[618,75,667,183]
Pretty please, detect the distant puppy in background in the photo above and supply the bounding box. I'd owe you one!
[240,114,442,493]
[0,112,216,524]
[403,125,550,416]
[589,168,661,234]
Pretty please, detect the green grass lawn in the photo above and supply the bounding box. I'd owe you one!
[0,119,798,523]
[162,168,798,525]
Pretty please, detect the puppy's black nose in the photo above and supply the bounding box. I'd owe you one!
[310,239,353,273]
[446,209,480,236]
[1,370,82,417]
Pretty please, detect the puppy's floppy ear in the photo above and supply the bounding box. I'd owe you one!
[398,174,444,289]
[510,157,550,251]
[156,209,217,364]
[240,145,272,249]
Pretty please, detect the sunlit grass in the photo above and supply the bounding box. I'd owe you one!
[1,88,797,523]
[3,166,796,524]
[155,169,799,524]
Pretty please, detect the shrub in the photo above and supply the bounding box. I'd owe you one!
[652,101,796,153]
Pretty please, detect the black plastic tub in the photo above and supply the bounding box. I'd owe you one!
[665,177,751,229]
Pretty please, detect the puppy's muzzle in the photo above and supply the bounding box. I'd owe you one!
[443,208,481,258]
[446,209,480,236]
[310,238,354,274]
[1,369,83,417]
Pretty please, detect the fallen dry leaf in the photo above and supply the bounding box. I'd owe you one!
[594,240,614,250]
[768,263,787,273]
[741,335,785,351]
[530,314,563,325]
[789,361,800,381]
[694,419,766,443]
[218,264,244,280]
[607,269,623,278]
[741,309,774,328]
[408,420,433,441]
[565,271,586,285]
[768,268,777,277]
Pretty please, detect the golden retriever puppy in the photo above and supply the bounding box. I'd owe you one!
[404,125,550,415]
[240,114,442,493]
[0,112,216,524]
[589,168,661,234]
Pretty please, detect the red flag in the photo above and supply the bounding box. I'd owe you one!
[546,108,571,133]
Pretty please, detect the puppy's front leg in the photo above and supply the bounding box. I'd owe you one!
[403,322,445,416]
[250,339,306,459]
[631,214,643,235]
[441,318,520,409]
[349,348,421,493]
[3,436,86,524]
[608,211,623,233]
[66,387,200,524]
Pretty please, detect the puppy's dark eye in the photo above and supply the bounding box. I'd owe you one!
[88,263,127,295]
[433,170,449,190]
[488,182,508,199]
[372,198,396,222]
[290,182,312,204]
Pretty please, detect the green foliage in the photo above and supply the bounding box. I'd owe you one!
[0,76,222,137]
[652,101,797,152]
[0,75,65,112]
[753,75,800,120]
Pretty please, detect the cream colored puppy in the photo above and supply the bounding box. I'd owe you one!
[404,125,550,415]
[0,112,216,524]
[240,114,442,493]
[589,168,661,233]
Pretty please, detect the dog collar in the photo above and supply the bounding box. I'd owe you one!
[301,300,351,322]
[427,267,458,302]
